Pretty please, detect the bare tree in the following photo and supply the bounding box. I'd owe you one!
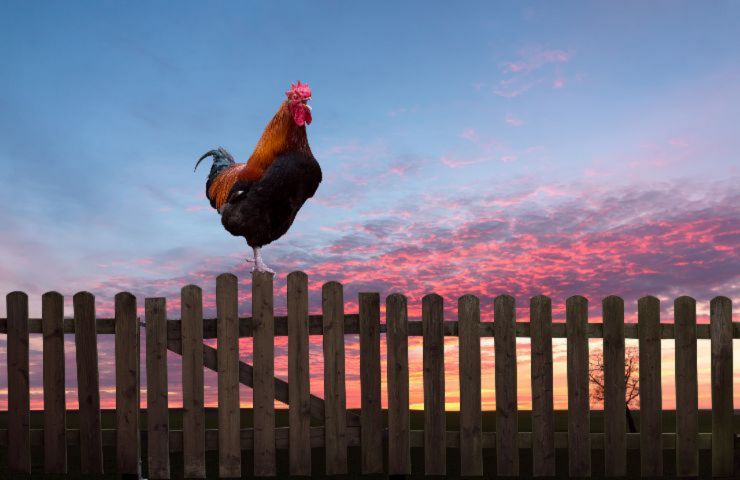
[589,345,640,432]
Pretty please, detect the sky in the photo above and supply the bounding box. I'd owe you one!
[0,1,739,411]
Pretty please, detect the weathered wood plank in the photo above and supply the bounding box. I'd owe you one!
[146,298,170,479]
[458,294,482,476]
[217,273,241,478]
[495,294,519,477]
[566,295,590,477]
[359,292,383,474]
[253,271,276,477]
[530,295,555,477]
[674,296,698,477]
[7,292,30,474]
[637,296,662,477]
[710,296,733,477]
[603,295,626,477]
[288,271,311,476]
[387,293,411,475]
[423,293,446,475]
[74,291,104,474]
[42,291,66,474]
[322,282,348,475]
[115,292,140,476]
[181,284,205,478]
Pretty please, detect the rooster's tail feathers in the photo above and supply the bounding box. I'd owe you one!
[195,147,241,211]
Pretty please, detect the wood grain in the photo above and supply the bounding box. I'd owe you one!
[423,293,446,476]
[458,294,482,476]
[115,292,140,476]
[387,293,411,475]
[674,296,698,477]
[146,297,169,479]
[288,271,311,476]
[566,295,590,477]
[7,291,30,474]
[217,273,241,478]
[530,295,555,477]
[181,284,205,478]
[710,296,733,477]
[359,292,383,474]
[42,291,66,474]
[603,295,626,476]
[637,295,662,477]
[74,291,104,474]
[495,294,519,476]
[322,282,347,475]
[252,271,275,477]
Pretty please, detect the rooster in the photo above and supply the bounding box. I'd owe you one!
[194,81,322,274]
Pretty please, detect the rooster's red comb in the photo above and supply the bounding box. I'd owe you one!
[286,81,311,100]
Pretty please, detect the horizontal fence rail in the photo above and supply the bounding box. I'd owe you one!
[0,272,736,478]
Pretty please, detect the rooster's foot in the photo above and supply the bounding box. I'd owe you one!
[252,262,275,275]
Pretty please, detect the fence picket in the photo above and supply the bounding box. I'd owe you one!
[423,293,446,475]
[710,296,733,476]
[322,282,347,475]
[603,295,626,476]
[74,291,104,475]
[359,292,383,474]
[42,291,66,474]
[495,294,519,476]
[217,273,241,478]
[253,271,276,477]
[387,293,411,475]
[146,298,169,479]
[530,295,555,477]
[115,292,140,476]
[181,284,206,478]
[566,295,590,477]
[288,271,311,476]
[638,296,662,477]
[459,295,482,476]
[674,296,698,477]
[7,292,30,474]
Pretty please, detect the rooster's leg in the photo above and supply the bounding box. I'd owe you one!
[251,246,275,275]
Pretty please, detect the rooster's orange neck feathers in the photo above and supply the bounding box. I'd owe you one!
[239,101,312,182]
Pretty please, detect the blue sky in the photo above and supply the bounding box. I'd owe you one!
[1,1,740,410]
[1,1,738,315]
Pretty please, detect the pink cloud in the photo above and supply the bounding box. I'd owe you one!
[494,46,573,97]
[505,114,525,126]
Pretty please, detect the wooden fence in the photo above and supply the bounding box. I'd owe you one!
[0,271,736,477]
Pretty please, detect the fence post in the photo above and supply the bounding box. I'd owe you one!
[115,292,140,476]
[74,291,104,475]
[423,293,446,475]
[710,296,733,476]
[603,295,626,476]
[288,271,311,476]
[146,297,169,479]
[566,295,590,477]
[459,294,482,476]
[495,294,519,476]
[675,296,698,477]
[42,291,66,474]
[638,296,662,477]
[181,284,206,478]
[253,271,276,476]
[387,293,411,475]
[217,273,241,478]
[530,295,555,477]
[360,292,383,474]
[7,291,30,474]
[322,282,347,475]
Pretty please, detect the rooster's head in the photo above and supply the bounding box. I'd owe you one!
[286,81,312,127]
